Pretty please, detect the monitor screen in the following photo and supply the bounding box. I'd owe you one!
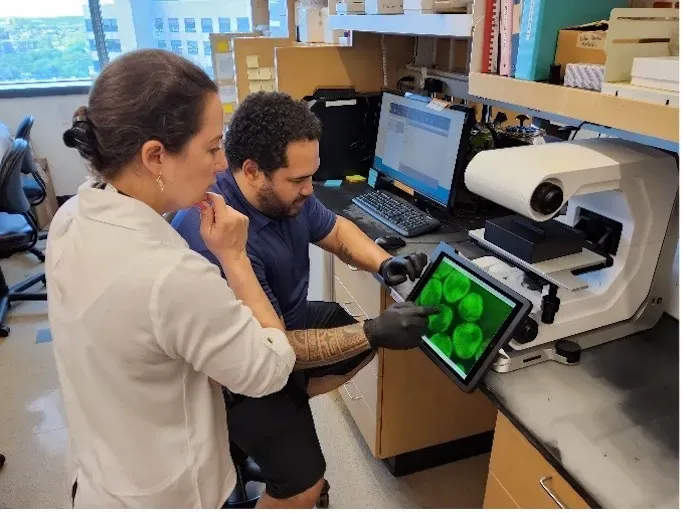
[414,253,519,382]
[373,92,468,206]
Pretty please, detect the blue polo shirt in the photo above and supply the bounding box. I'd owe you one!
[172,171,337,330]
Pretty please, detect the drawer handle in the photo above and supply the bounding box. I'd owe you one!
[341,301,365,319]
[343,383,361,400]
[540,476,566,509]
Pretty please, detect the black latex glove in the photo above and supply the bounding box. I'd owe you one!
[379,253,428,286]
[364,302,440,351]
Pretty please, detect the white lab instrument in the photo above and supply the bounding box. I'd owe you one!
[464,139,678,372]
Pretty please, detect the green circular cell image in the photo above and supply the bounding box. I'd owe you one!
[433,262,455,280]
[458,292,484,322]
[443,272,471,304]
[452,322,483,360]
[475,339,489,361]
[419,278,443,306]
[428,304,453,333]
[430,333,453,358]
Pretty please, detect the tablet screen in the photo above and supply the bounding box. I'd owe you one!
[414,253,518,382]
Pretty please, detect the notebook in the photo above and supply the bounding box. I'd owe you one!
[499,0,514,75]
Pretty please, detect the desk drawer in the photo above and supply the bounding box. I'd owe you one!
[339,379,377,455]
[353,356,379,415]
[490,413,590,509]
[484,471,519,509]
[333,257,381,318]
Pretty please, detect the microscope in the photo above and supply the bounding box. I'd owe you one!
[463,138,678,372]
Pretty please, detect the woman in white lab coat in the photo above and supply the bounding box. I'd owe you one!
[47,49,296,508]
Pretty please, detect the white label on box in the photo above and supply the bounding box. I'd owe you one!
[577,32,606,50]
[215,53,235,80]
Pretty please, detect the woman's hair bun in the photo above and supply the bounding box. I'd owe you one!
[63,106,101,167]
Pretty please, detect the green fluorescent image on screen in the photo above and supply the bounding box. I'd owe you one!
[415,258,516,379]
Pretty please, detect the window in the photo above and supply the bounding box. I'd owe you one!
[201,18,213,33]
[154,18,164,38]
[170,40,182,55]
[105,39,122,53]
[0,1,257,89]
[204,65,214,78]
[236,17,250,33]
[218,17,231,33]
[102,19,118,32]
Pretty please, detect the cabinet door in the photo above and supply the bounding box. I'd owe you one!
[490,413,590,509]
[483,472,519,509]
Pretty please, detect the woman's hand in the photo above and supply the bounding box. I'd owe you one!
[198,192,249,263]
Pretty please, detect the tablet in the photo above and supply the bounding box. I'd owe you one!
[408,242,532,393]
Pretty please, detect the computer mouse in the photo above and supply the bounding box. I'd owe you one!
[375,235,407,251]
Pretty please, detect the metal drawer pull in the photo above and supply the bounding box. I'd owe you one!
[341,301,365,319]
[540,476,566,509]
[343,383,361,400]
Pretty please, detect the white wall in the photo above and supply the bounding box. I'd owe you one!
[0,94,90,196]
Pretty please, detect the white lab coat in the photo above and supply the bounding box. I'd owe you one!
[46,182,295,508]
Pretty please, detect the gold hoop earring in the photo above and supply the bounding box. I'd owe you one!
[156,174,165,192]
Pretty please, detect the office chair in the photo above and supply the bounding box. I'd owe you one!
[16,116,48,208]
[0,138,48,337]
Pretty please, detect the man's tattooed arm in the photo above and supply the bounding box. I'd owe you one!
[286,324,372,370]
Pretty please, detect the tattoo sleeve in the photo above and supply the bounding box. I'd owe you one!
[286,324,371,370]
[337,242,354,265]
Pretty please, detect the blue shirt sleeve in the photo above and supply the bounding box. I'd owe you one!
[248,250,283,318]
[171,207,221,270]
[306,195,337,243]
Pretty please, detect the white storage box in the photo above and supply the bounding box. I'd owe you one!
[365,0,403,14]
[564,63,605,91]
[631,56,679,92]
[403,0,469,13]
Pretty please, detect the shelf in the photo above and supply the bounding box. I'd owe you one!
[328,13,472,37]
[468,73,679,146]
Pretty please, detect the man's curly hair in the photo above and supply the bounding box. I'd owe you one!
[225,91,322,175]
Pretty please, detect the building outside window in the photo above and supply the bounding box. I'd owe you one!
[105,39,122,52]
[218,17,231,33]
[170,39,182,55]
[0,1,258,88]
[236,17,249,33]
[102,18,118,32]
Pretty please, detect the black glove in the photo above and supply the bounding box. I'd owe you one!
[379,253,428,286]
[363,302,440,351]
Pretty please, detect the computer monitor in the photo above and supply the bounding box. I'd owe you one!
[407,242,532,392]
[373,91,473,208]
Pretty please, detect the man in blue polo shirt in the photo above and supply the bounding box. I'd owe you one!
[173,92,429,509]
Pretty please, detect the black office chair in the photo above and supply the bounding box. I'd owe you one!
[16,116,47,208]
[0,138,48,337]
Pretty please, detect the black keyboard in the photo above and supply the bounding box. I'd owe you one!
[352,190,441,237]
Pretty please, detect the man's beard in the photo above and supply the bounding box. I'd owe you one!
[256,181,307,220]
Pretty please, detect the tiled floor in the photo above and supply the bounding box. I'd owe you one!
[0,245,489,509]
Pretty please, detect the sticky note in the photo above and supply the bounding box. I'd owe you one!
[248,81,261,93]
[216,40,230,53]
[247,69,260,80]
[324,179,343,187]
[215,53,234,80]
[259,67,272,80]
[246,55,259,68]
[260,80,275,92]
[222,103,234,114]
[345,174,366,183]
[368,169,378,188]
[219,85,236,103]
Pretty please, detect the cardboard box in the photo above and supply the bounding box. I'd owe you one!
[298,6,326,43]
[365,0,403,14]
[32,158,58,229]
[554,21,608,78]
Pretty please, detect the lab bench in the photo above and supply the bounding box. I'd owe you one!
[314,181,679,509]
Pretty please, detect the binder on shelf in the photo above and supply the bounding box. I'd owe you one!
[480,0,501,73]
[514,0,628,81]
[509,0,523,77]
[499,0,513,75]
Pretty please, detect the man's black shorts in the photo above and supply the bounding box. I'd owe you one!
[224,301,372,500]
